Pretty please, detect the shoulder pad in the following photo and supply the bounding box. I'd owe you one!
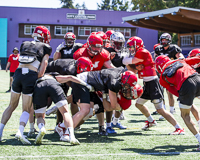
[73,48,86,60]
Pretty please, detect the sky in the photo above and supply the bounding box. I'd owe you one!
[0,0,132,10]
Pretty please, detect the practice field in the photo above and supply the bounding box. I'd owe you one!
[0,70,200,160]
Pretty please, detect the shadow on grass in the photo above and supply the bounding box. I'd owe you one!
[121,144,199,156]
[130,113,144,116]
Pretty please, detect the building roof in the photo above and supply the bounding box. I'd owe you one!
[122,6,200,33]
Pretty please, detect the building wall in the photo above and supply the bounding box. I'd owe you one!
[0,6,158,68]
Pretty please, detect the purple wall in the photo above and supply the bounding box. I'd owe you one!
[0,6,158,58]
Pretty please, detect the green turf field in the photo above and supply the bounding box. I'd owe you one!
[0,70,200,159]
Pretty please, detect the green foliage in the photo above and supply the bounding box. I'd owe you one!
[98,0,111,10]
[98,0,129,11]
[131,0,167,12]
[60,0,75,9]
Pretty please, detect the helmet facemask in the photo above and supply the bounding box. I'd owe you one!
[65,38,75,47]
[88,44,103,56]
[111,41,124,52]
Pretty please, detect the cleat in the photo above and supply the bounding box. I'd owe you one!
[35,127,46,144]
[98,126,108,136]
[60,134,70,142]
[70,137,80,145]
[197,144,200,151]
[169,128,185,135]
[142,120,157,130]
[46,106,58,116]
[27,128,38,137]
[15,131,31,145]
[170,108,176,115]
[159,115,165,121]
[106,127,117,134]
[55,123,66,137]
[74,126,81,131]
[152,111,158,115]
[111,122,127,129]
[6,89,11,93]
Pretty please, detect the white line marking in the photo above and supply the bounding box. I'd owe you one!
[0,152,199,158]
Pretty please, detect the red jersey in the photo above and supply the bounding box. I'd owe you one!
[73,48,110,71]
[159,59,197,97]
[8,54,20,72]
[82,43,88,48]
[134,48,157,78]
[117,92,131,110]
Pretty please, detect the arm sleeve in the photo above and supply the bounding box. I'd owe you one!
[44,44,52,56]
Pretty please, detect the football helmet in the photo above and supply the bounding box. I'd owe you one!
[97,31,107,47]
[76,57,93,74]
[87,34,103,56]
[155,55,171,74]
[110,32,125,52]
[121,71,138,100]
[105,30,115,41]
[159,33,171,47]
[32,26,51,44]
[188,48,200,58]
[64,32,76,47]
[127,36,144,55]
[131,84,143,99]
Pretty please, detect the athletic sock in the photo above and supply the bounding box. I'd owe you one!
[19,125,25,135]
[195,133,200,144]
[174,124,182,130]
[170,106,175,112]
[38,123,45,130]
[106,123,111,128]
[113,117,119,125]
[0,123,5,137]
[147,115,154,123]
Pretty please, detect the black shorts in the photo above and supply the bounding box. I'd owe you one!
[71,82,90,104]
[90,92,104,114]
[12,68,38,94]
[140,78,164,101]
[33,79,66,110]
[178,74,200,106]
[10,72,15,77]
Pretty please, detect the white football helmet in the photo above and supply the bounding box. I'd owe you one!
[110,32,125,52]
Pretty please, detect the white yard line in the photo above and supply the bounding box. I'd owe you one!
[0,152,198,158]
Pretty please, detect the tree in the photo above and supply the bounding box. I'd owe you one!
[60,0,75,9]
[131,0,167,12]
[97,0,111,10]
[118,0,129,11]
[81,2,87,10]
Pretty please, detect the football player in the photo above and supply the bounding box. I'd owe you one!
[122,36,185,135]
[155,55,200,150]
[0,26,52,144]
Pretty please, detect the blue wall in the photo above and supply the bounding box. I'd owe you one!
[0,18,7,58]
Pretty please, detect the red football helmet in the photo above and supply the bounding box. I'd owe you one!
[87,34,103,56]
[153,43,160,51]
[76,57,93,74]
[188,48,200,58]
[117,91,132,110]
[32,26,51,44]
[131,84,143,99]
[121,71,138,99]
[155,55,171,74]
[64,32,76,47]
[97,31,107,47]
[127,36,144,55]
[105,30,115,41]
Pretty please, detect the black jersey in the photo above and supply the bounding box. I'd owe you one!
[155,44,182,60]
[46,59,77,76]
[20,41,52,62]
[104,47,127,67]
[60,43,83,59]
[87,67,127,93]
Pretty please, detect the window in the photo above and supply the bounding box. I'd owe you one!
[24,25,50,35]
[180,35,191,46]
[55,26,74,35]
[78,27,103,36]
[107,28,131,38]
[195,35,200,46]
